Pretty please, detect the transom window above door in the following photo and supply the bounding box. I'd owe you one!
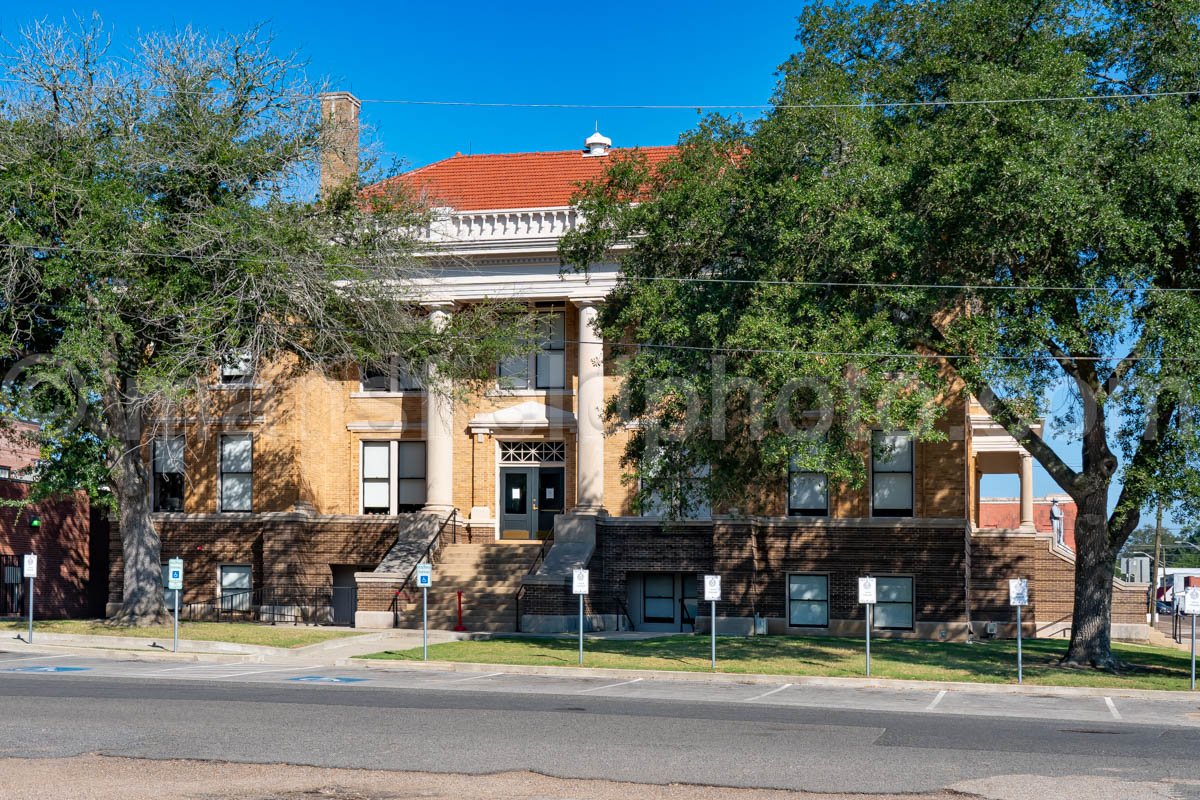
[499,440,566,465]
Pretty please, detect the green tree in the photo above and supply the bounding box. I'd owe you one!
[563,0,1200,668]
[0,19,526,624]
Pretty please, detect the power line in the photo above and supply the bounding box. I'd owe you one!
[2,241,1197,295]
[1,77,1194,110]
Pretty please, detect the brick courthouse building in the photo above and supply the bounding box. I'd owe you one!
[109,92,1149,641]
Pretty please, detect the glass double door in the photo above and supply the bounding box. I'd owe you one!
[500,467,564,539]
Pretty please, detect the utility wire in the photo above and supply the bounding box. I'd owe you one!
[2,241,1197,294]
[0,77,1194,110]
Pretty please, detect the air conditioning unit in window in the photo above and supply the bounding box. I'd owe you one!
[984,622,998,638]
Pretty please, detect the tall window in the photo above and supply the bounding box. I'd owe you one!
[498,310,565,390]
[219,352,253,385]
[219,434,253,512]
[152,436,185,512]
[788,574,829,627]
[787,461,828,516]
[873,576,914,630]
[361,441,391,514]
[360,440,426,514]
[643,574,676,623]
[871,431,913,517]
[360,357,422,392]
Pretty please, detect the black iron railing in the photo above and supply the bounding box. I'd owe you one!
[513,531,556,632]
[177,587,353,625]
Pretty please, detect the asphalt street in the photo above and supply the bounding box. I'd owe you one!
[0,649,1198,796]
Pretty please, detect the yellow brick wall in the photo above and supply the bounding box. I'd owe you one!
[156,319,972,526]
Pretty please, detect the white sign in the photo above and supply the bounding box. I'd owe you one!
[858,576,877,605]
[703,574,722,602]
[1184,586,1200,616]
[167,558,184,591]
[22,554,37,579]
[572,568,589,595]
[1008,578,1029,607]
[416,563,432,588]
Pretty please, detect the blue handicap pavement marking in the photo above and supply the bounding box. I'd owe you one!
[288,675,366,685]
[6,665,91,673]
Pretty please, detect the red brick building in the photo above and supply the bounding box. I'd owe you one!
[0,480,108,619]
[979,495,1077,551]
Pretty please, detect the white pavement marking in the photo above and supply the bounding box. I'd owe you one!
[443,672,504,683]
[209,666,310,679]
[1105,696,1122,720]
[925,690,948,711]
[744,684,792,702]
[0,654,71,665]
[577,678,644,694]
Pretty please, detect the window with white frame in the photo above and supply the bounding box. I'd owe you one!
[361,440,426,514]
[788,574,829,627]
[219,352,253,385]
[152,436,185,512]
[360,357,423,392]
[871,430,913,517]
[639,452,711,520]
[787,461,828,516]
[498,310,565,390]
[219,434,253,512]
[873,575,914,630]
[219,564,252,612]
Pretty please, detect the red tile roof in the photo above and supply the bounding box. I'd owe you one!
[372,145,677,211]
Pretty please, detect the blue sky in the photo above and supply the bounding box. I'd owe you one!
[7,2,1173,519]
[9,1,801,168]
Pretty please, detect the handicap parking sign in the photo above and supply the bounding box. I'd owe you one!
[416,563,432,588]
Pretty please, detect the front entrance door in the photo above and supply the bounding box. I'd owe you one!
[500,467,564,539]
[501,468,535,539]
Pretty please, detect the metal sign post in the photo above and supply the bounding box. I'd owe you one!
[573,568,589,666]
[858,577,876,677]
[417,564,433,661]
[1009,578,1029,684]
[704,575,721,670]
[23,554,37,644]
[1184,587,1200,690]
[167,558,184,653]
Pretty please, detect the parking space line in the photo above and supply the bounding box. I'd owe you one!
[745,684,792,702]
[1104,696,1122,720]
[577,678,643,694]
[0,654,72,665]
[143,663,251,674]
[443,672,504,683]
[925,690,948,711]
[209,666,309,679]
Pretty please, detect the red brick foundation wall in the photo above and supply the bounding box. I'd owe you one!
[1,481,101,618]
[108,513,399,608]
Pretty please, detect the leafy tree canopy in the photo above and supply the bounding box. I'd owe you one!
[563,0,1200,667]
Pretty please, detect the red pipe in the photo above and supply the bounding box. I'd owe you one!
[454,590,466,632]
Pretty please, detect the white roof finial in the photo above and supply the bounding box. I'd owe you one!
[584,125,612,157]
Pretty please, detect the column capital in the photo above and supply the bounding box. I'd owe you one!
[422,300,456,313]
[570,297,605,309]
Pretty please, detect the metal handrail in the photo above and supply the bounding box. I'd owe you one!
[680,598,695,632]
[397,508,456,602]
[513,532,556,632]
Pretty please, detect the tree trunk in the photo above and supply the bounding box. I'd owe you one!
[1062,491,1118,668]
[108,434,168,626]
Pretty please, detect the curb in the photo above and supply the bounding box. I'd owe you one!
[339,657,1200,701]
[0,642,260,665]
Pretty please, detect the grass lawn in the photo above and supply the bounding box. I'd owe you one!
[360,634,1196,691]
[0,619,361,649]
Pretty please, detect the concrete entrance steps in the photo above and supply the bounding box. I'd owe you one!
[1151,616,1195,651]
[394,541,543,633]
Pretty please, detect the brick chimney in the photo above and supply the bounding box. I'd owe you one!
[318,91,361,195]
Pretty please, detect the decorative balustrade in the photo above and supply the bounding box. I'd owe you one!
[420,207,580,245]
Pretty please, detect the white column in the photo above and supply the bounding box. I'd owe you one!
[574,300,605,514]
[1019,452,1035,531]
[424,305,455,514]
